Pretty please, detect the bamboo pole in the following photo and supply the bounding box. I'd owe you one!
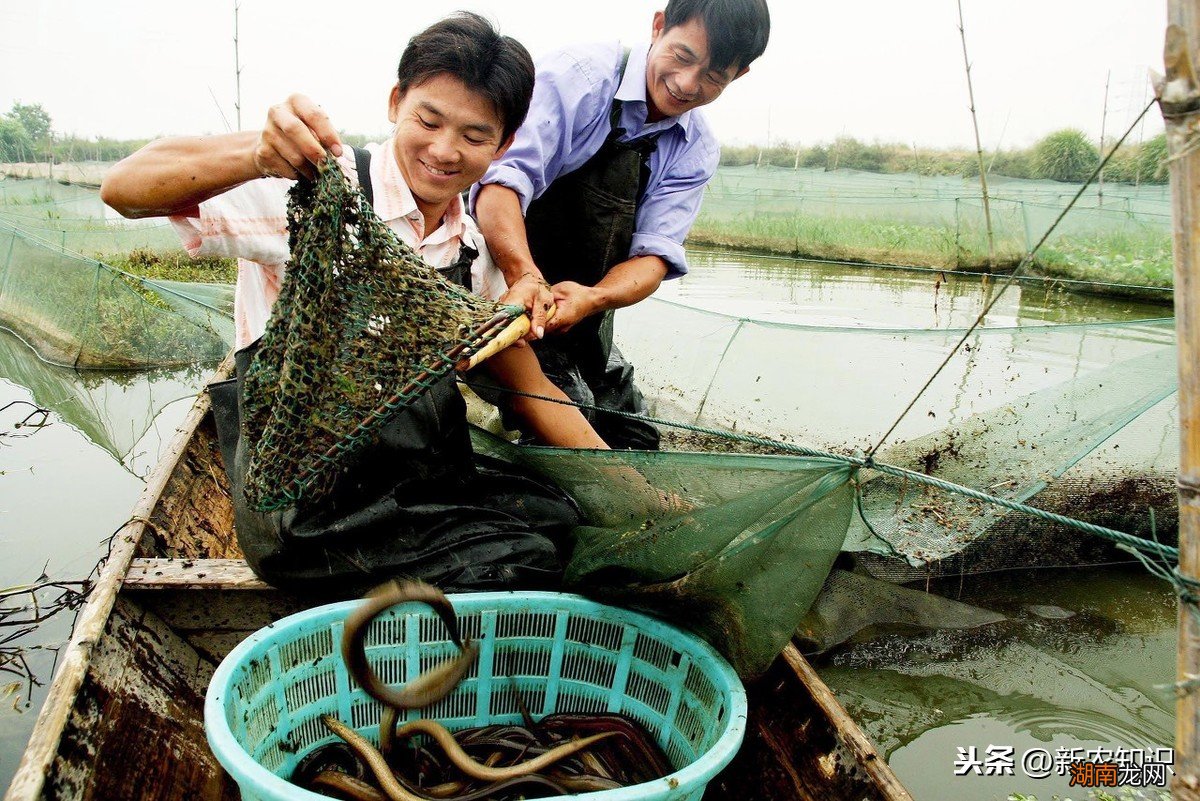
[956,0,995,272]
[234,0,243,131]
[1163,3,1200,798]
[1099,70,1110,208]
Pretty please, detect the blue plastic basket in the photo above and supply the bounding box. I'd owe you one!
[205,591,747,800]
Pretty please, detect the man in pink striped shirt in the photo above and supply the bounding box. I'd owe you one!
[101,14,595,594]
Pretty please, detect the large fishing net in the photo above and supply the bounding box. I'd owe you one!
[2,165,1180,678]
[469,428,854,677]
[616,294,1177,582]
[239,157,521,511]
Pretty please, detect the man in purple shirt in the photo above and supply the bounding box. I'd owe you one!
[473,0,770,450]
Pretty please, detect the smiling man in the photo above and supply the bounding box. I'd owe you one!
[100,13,592,595]
[472,0,771,450]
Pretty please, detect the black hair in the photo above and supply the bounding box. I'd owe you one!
[663,0,771,74]
[396,12,534,142]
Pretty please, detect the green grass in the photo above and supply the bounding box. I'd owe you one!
[689,212,1174,293]
[98,247,237,284]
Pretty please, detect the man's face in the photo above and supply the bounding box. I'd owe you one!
[644,11,748,122]
[388,74,512,219]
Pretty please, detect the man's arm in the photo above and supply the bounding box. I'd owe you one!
[480,345,609,449]
[548,256,668,334]
[474,183,555,339]
[101,95,342,219]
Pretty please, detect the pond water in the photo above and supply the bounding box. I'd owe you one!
[663,246,1172,328]
[0,329,206,791]
[0,246,1179,799]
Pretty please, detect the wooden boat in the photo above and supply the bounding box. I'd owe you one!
[3,358,913,801]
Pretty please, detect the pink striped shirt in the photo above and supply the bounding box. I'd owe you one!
[170,141,506,348]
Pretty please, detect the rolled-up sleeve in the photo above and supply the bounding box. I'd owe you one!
[167,177,292,265]
[631,138,718,279]
[473,46,616,214]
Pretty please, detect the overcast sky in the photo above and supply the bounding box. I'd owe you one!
[0,1,1168,151]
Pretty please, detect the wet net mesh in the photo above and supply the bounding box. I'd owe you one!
[240,157,520,511]
[469,428,854,677]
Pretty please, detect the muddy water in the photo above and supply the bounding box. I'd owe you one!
[819,566,1175,800]
[0,247,1179,798]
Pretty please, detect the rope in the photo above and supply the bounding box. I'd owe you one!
[460,379,1177,562]
[1117,510,1200,694]
[863,99,1158,462]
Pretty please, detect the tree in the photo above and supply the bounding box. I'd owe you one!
[9,102,51,145]
[1031,129,1100,183]
[0,117,34,162]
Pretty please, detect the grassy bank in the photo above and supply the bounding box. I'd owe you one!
[97,248,237,284]
[688,215,1174,299]
[103,232,1173,306]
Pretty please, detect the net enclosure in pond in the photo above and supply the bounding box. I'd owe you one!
[696,165,1171,281]
[616,295,1177,580]
[0,220,232,369]
[0,177,233,369]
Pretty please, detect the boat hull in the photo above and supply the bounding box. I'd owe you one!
[6,367,911,801]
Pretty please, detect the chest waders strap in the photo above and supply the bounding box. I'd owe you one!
[353,146,374,208]
[351,145,473,289]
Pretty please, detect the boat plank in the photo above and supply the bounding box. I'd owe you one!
[781,646,914,801]
[48,598,237,800]
[124,558,268,589]
[705,643,911,801]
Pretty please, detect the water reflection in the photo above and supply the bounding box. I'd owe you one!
[818,567,1176,800]
[0,329,211,475]
[0,331,212,791]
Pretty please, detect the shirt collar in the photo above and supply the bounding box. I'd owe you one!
[614,40,695,142]
[373,140,465,243]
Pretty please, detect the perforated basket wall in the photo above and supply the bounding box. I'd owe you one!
[204,591,747,801]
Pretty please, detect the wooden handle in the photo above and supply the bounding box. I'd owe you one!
[458,304,556,371]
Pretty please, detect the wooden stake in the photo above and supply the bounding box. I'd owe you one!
[1163,4,1200,799]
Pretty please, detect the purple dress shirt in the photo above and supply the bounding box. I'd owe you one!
[472,40,719,279]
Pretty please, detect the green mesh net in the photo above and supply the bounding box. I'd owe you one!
[241,157,520,511]
[614,296,1177,579]
[471,428,854,677]
[0,219,231,368]
[694,165,1171,275]
[0,176,233,368]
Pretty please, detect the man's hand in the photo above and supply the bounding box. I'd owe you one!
[253,95,343,181]
[499,272,555,340]
[546,281,600,334]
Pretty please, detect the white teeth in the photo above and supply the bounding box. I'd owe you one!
[666,85,692,103]
[424,162,453,176]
